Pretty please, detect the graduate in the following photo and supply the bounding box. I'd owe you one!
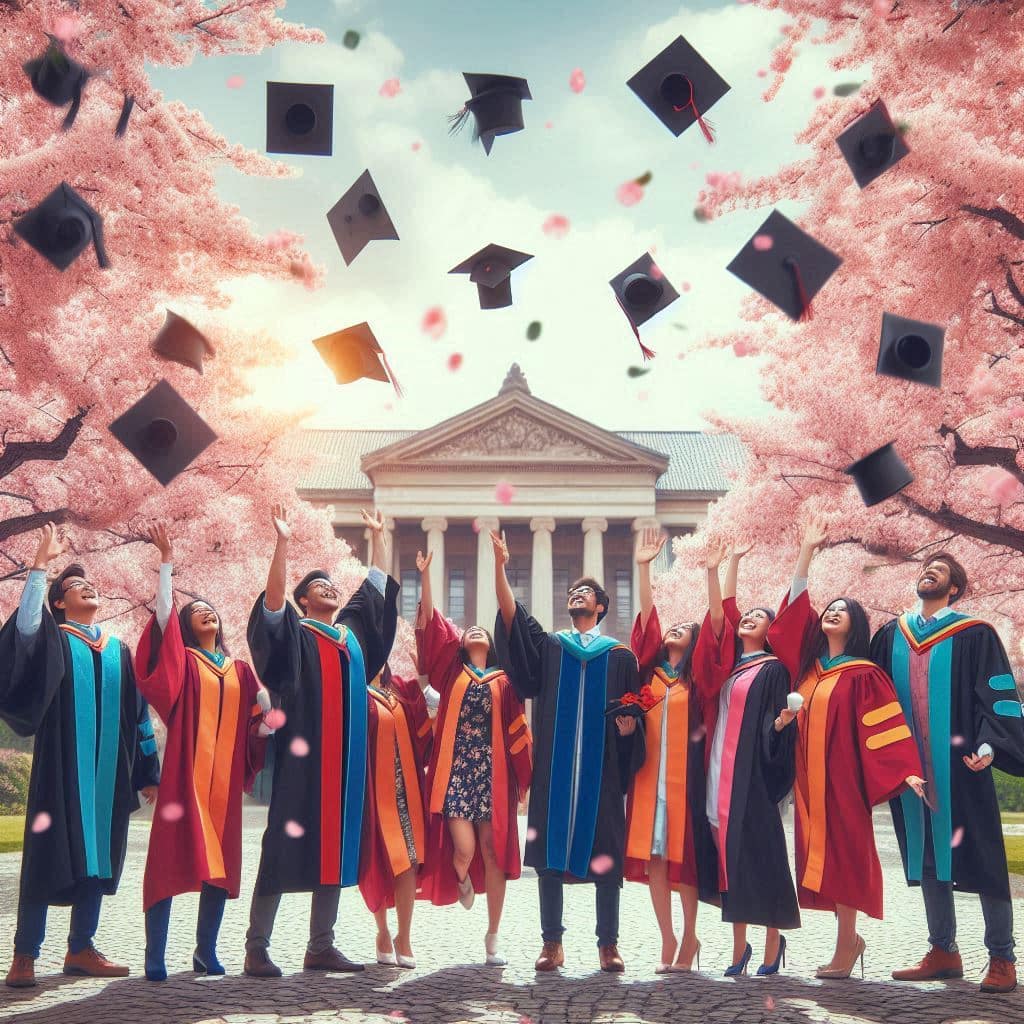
[625,527,718,973]
[1,524,160,988]
[767,515,923,979]
[415,548,532,967]
[135,523,270,981]
[362,663,433,969]
[243,504,399,978]
[871,552,1024,994]
[492,530,645,974]
[692,540,798,977]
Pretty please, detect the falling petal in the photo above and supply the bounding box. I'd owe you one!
[160,802,185,823]
[542,214,570,238]
[421,306,447,339]
[343,30,361,49]
[637,390,650,402]
[982,467,1023,505]
[545,120,554,129]
[765,997,776,1011]
[649,262,664,281]
[495,481,516,505]
[757,69,768,78]
[290,737,310,757]
[264,709,287,731]
[690,725,706,742]
[51,16,82,43]
[753,234,774,251]
[634,170,653,187]
[813,86,826,100]
[285,820,305,838]
[681,282,692,292]
[31,812,52,834]
[616,181,645,206]
[627,366,651,378]
[873,0,891,15]
[833,81,863,97]
[226,75,246,90]
[526,826,538,841]
[384,402,394,413]
[590,854,614,875]
[951,826,965,848]
[951,734,965,747]
[569,68,586,94]
[379,78,402,98]
[411,141,421,151]
[526,321,542,341]
[447,352,463,372]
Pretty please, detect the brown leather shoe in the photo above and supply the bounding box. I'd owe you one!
[599,944,625,973]
[891,946,963,981]
[5,954,36,988]
[980,956,1017,993]
[63,946,129,978]
[535,941,564,972]
[303,947,364,972]
[243,948,282,978]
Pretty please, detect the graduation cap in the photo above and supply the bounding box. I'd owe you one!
[609,253,679,359]
[312,322,402,396]
[626,36,729,142]
[326,170,399,266]
[23,35,90,130]
[448,73,531,154]
[266,82,334,156]
[449,243,533,309]
[14,182,109,271]
[726,210,842,321]
[835,99,909,189]
[875,313,944,388]
[108,380,218,487]
[151,310,216,374]
[844,442,914,507]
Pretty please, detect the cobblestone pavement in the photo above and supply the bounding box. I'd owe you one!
[1,805,1022,1024]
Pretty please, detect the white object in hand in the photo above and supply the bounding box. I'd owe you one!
[274,518,292,539]
[256,687,276,736]
[787,692,805,713]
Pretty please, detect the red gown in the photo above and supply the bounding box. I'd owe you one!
[623,608,717,900]
[359,672,433,912]
[416,609,532,906]
[768,591,922,918]
[135,610,265,910]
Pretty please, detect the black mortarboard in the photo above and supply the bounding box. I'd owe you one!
[627,36,729,141]
[266,82,334,156]
[609,253,679,358]
[312,322,402,395]
[24,35,89,130]
[875,313,944,388]
[14,182,109,271]
[151,310,216,374]
[449,243,533,309]
[835,99,909,189]
[844,442,914,507]
[326,170,399,266]
[108,380,218,486]
[294,569,331,609]
[726,210,843,322]
[448,73,531,155]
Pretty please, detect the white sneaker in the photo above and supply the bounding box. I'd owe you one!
[457,874,475,910]
[485,932,506,967]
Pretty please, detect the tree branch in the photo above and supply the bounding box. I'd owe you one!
[0,407,91,480]
[0,508,78,544]
[898,495,1024,553]
[961,204,1024,240]
[986,290,1024,327]
[937,424,1024,484]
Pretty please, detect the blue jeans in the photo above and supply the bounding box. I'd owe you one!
[538,869,621,947]
[14,879,104,959]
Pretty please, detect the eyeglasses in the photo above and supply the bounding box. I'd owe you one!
[62,580,95,595]
[308,581,336,593]
[568,586,595,598]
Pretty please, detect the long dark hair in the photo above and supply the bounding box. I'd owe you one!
[733,606,776,661]
[179,598,229,656]
[661,623,698,684]
[459,626,497,669]
[797,596,870,682]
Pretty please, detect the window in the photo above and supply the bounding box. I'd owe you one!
[507,567,531,608]
[400,570,421,621]
[553,568,569,601]
[615,568,632,628]
[447,568,466,626]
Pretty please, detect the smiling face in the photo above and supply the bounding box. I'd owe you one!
[462,625,490,654]
[820,599,851,642]
[301,578,340,616]
[55,575,99,623]
[190,601,219,642]
[916,559,958,604]
[662,622,695,658]
[737,608,773,646]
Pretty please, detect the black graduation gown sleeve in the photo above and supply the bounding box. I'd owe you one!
[869,619,897,675]
[335,575,400,683]
[968,624,1024,776]
[494,601,549,700]
[613,650,646,794]
[131,689,162,791]
[762,661,798,803]
[247,593,303,700]
[0,613,64,737]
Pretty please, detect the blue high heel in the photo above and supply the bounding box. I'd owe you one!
[144,899,171,982]
[756,934,787,976]
[724,942,752,977]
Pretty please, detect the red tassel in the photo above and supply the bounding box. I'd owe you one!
[673,99,715,144]
[639,339,657,361]
[786,259,814,322]
[381,352,404,398]
[616,296,656,360]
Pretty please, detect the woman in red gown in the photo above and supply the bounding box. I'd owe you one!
[415,549,532,966]
[625,528,717,972]
[768,516,924,979]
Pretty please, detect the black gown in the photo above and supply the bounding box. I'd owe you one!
[494,603,645,883]
[0,612,160,905]
[871,614,1024,900]
[246,576,399,894]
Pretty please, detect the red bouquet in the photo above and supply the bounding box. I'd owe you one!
[605,684,662,719]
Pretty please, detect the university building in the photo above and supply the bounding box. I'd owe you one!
[294,364,744,638]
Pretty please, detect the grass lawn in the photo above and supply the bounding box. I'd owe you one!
[0,816,24,855]
[1007,836,1024,877]
[1002,811,1024,825]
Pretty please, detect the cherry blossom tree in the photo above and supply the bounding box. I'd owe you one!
[0,1,423,674]
[657,0,1024,651]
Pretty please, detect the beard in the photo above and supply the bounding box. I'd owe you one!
[568,605,591,621]
[916,579,952,601]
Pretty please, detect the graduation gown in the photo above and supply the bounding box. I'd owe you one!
[871,612,1024,900]
[135,609,267,910]
[246,575,399,895]
[624,608,718,902]
[0,613,160,905]
[495,602,645,883]
[768,592,921,918]
[692,599,799,929]
[416,608,532,906]
[360,673,433,912]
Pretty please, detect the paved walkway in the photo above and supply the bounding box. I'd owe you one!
[1,804,1021,1024]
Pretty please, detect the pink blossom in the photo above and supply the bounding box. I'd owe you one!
[265,229,298,251]
[379,78,402,98]
[51,16,82,43]
[813,86,826,100]
[545,120,554,129]
[264,708,287,731]
[447,352,463,372]
[284,820,305,838]
[411,141,421,151]
[981,468,1023,505]
[757,69,768,78]
[526,826,538,841]
[765,997,776,1011]
[160,803,185,823]
[650,262,664,281]
[290,737,310,757]
[31,812,52,834]
[951,734,965,747]
[616,181,645,206]
[569,68,586,94]
[873,0,891,16]
[590,854,614,875]
[681,281,692,292]
[542,214,570,238]
[733,339,753,357]
[421,306,447,339]
[226,75,246,90]
[753,234,774,251]
[951,826,965,848]
[495,481,516,504]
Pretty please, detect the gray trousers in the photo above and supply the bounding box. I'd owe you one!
[245,885,341,955]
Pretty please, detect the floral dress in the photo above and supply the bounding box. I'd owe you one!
[442,676,493,821]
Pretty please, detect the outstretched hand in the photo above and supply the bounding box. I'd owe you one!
[730,539,754,559]
[361,508,385,534]
[272,502,291,541]
[704,538,729,571]
[490,529,510,567]
[801,512,829,552]
[636,527,667,566]
[146,522,173,562]
[32,522,68,570]
[416,550,433,574]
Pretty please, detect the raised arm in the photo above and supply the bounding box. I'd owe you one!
[364,507,389,575]
[145,522,174,631]
[492,529,516,632]
[791,513,828,600]
[705,538,729,637]
[636,527,667,631]
[415,549,434,626]
[723,540,753,605]
[264,503,291,613]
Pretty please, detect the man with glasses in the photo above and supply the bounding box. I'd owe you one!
[243,505,399,977]
[1,524,161,988]
[491,531,644,973]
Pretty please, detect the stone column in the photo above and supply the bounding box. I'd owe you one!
[529,517,556,630]
[421,517,448,616]
[581,517,608,581]
[475,517,500,629]
[632,516,661,622]
[385,518,398,579]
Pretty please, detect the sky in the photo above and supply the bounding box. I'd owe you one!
[149,0,859,432]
